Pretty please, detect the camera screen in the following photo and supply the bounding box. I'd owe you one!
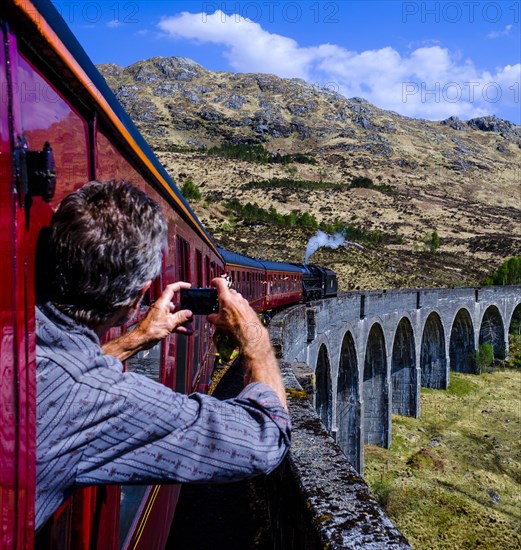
[180,288,219,315]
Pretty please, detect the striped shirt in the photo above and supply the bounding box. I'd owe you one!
[36,303,291,530]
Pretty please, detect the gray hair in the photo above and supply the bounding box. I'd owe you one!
[48,180,167,327]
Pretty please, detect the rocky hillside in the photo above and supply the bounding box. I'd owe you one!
[97,57,521,290]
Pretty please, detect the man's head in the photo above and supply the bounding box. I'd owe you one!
[48,180,167,328]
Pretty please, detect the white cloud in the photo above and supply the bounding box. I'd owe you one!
[487,24,513,39]
[107,20,122,28]
[158,11,521,121]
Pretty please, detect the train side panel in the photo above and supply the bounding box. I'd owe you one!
[259,261,303,312]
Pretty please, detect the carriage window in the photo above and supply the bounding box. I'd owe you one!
[196,250,203,287]
[16,53,89,207]
[205,256,211,286]
[191,250,203,386]
[119,485,150,548]
[176,237,190,392]
[125,278,163,382]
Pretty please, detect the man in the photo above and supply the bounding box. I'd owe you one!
[36,180,290,530]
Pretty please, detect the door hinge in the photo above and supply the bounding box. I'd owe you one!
[14,136,56,205]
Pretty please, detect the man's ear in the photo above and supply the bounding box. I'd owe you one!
[140,280,153,298]
[132,280,152,312]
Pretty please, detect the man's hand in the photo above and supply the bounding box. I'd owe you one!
[136,282,195,342]
[208,277,265,353]
[103,282,194,361]
[208,278,287,410]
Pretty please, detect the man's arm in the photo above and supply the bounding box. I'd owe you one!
[102,282,194,361]
[208,277,287,410]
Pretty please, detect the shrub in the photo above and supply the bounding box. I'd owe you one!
[429,230,440,253]
[243,178,345,191]
[180,178,201,201]
[372,479,394,508]
[472,342,494,373]
[483,257,521,286]
[351,176,374,188]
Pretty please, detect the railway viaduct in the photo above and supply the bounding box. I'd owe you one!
[270,286,521,473]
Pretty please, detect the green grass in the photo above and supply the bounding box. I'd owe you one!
[447,374,478,396]
[365,361,521,550]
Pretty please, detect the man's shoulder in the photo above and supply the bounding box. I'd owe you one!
[36,302,121,380]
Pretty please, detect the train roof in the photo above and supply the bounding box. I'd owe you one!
[217,247,265,270]
[292,263,337,276]
[257,259,304,274]
[17,0,219,256]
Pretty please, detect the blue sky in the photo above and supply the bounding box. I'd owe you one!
[50,1,520,123]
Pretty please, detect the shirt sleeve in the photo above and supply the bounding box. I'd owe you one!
[73,370,291,486]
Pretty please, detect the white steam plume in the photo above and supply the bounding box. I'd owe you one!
[305,230,365,262]
[305,230,345,263]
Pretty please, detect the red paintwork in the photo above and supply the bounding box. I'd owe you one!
[263,271,303,312]
[0,28,20,549]
[265,290,303,311]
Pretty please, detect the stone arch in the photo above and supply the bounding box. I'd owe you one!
[316,344,332,432]
[508,303,521,335]
[336,331,360,471]
[363,323,388,448]
[449,308,475,373]
[391,317,417,417]
[479,305,505,359]
[421,312,447,389]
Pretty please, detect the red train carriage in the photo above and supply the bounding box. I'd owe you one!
[217,249,304,319]
[1,0,224,548]
[258,260,303,313]
[216,247,265,313]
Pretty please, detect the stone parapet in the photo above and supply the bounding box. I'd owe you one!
[280,362,411,549]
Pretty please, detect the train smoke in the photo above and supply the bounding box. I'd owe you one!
[305,230,345,262]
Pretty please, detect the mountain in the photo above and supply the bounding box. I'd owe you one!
[97,57,521,290]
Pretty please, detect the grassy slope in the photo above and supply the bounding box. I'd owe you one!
[364,338,521,549]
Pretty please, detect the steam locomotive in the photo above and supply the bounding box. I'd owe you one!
[0,1,335,548]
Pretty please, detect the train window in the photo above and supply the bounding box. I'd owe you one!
[0,44,7,147]
[196,250,203,287]
[16,53,89,207]
[175,237,191,392]
[119,275,162,545]
[119,486,149,549]
[96,131,148,189]
[191,250,203,386]
[125,341,162,381]
[125,277,163,382]
[205,256,211,286]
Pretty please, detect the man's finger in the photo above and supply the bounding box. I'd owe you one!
[169,281,192,293]
[156,282,191,306]
[211,277,229,294]
[173,309,193,325]
[175,323,195,335]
